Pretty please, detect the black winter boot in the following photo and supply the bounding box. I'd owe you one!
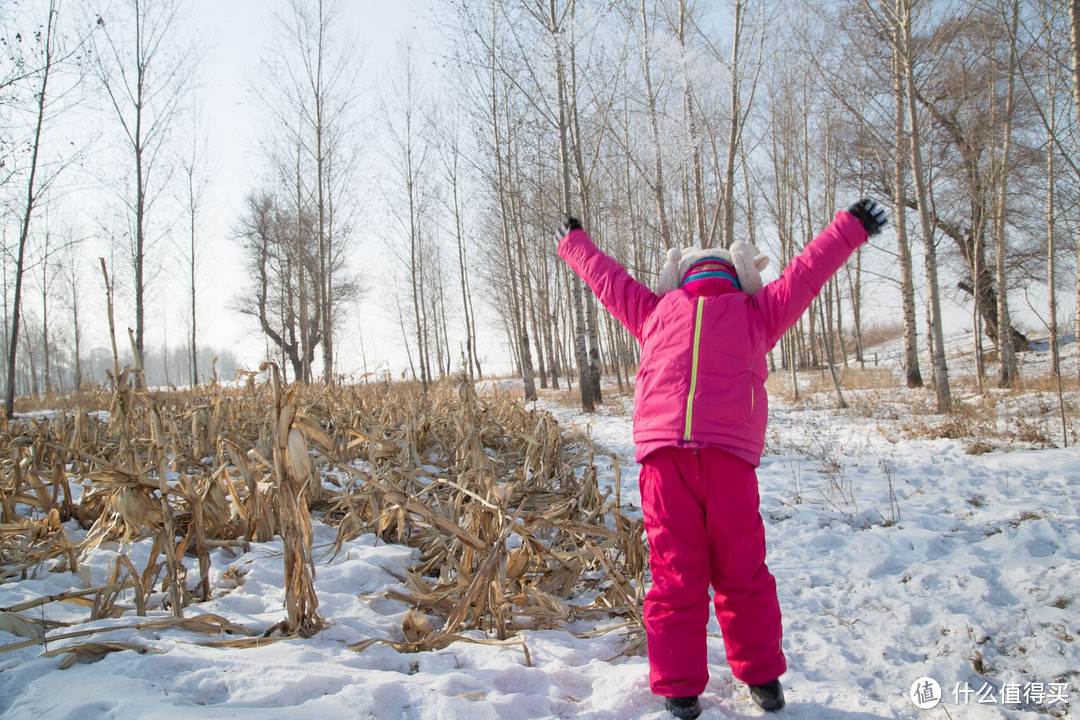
[664,695,701,719]
[749,680,785,712]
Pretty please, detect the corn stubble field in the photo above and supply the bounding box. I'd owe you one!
[0,366,647,670]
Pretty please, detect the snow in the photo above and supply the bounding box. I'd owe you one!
[1,337,1078,719]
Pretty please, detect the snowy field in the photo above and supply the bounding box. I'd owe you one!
[0,335,1078,719]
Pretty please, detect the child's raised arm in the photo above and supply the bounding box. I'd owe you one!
[556,217,660,342]
[755,199,887,350]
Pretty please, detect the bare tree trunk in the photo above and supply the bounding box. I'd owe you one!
[1031,5,1069,445]
[535,155,559,390]
[1045,58,1061,381]
[432,249,451,378]
[419,228,435,385]
[489,28,535,400]
[798,74,818,366]
[40,229,53,394]
[182,127,203,387]
[22,332,38,398]
[5,1,55,419]
[1071,0,1080,384]
[440,270,452,378]
[585,291,602,403]
[395,52,429,392]
[834,278,848,369]
[993,0,1021,387]
[315,4,333,386]
[396,295,418,382]
[507,137,538,394]
[973,192,986,392]
[605,311,624,393]
[411,212,427,389]
[265,0,359,385]
[509,183,537,400]
[562,13,603,405]
[1046,80,1067,446]
[768,91,799,398]
[295,146,314,383]
[527,266,547,389]
[94,0,192,384]
[819,292,846,409]
[639,0,672,247]
[845,257,863,368]
[549,0,593,411]
[673,0,706,247]
[543,298,559,389]
[189,213,198,386]
[448,140,479,381]
[722,0,744,249]
[739,139,757,249]
[890,1,923,388]
[68,256,83,389]
[787,335,800,400]
[902,0,950,412]
[1046,180,1059,379]
[134,106,146,381]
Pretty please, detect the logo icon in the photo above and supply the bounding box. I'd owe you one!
[910,677,942,709]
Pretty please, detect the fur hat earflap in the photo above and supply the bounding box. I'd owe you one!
[730,241,770,296]
[656,246,684,296]
[657,245,739,295]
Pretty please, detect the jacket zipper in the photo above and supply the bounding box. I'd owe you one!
[683,297,705,441]
[750,371,755,417]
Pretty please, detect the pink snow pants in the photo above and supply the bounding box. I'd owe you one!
[639,446,786,696]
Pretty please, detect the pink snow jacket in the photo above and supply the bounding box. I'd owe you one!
[558,211,868,464]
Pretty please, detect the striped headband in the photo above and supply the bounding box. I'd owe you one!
[682,258,741,290]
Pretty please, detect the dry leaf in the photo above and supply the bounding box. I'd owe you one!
[43,641,164,669]
[0,611,44,641]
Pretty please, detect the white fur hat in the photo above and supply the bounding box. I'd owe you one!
[656,242,770,296]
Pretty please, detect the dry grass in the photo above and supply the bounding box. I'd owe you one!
[761,356,1077,450]
[885,377,1076,451]
[766,366,897,400]
[856,322,905,349]
[1013,373,1080,394]
[0,367,646,661]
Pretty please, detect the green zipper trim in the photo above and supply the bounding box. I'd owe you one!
[684,297,705,441]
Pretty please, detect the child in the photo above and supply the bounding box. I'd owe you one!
[556,200,887,718]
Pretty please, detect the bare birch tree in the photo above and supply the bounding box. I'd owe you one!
[898,0,951,411]
[178,107,209,386]
[261,0,362,384]
[635,0,673,247]
[666,0,707,247]
[887,0,925,387]
[989,0,1021,386]
[60,241,85,389]
[434,103,483,380]
[1071,1,1080,384]
[91,0,196,382]
[5,0,88,417]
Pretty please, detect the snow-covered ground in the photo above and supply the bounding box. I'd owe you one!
[1,336,1078,719]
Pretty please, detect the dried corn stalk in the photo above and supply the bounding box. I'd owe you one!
[261,362,326,638]
[1,372,647,657]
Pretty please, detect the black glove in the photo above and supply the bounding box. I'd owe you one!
[559,216,582,238]
[847,198,888,237]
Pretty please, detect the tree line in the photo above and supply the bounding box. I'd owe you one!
[373,0,1079,415]
[3,0,1080,419]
